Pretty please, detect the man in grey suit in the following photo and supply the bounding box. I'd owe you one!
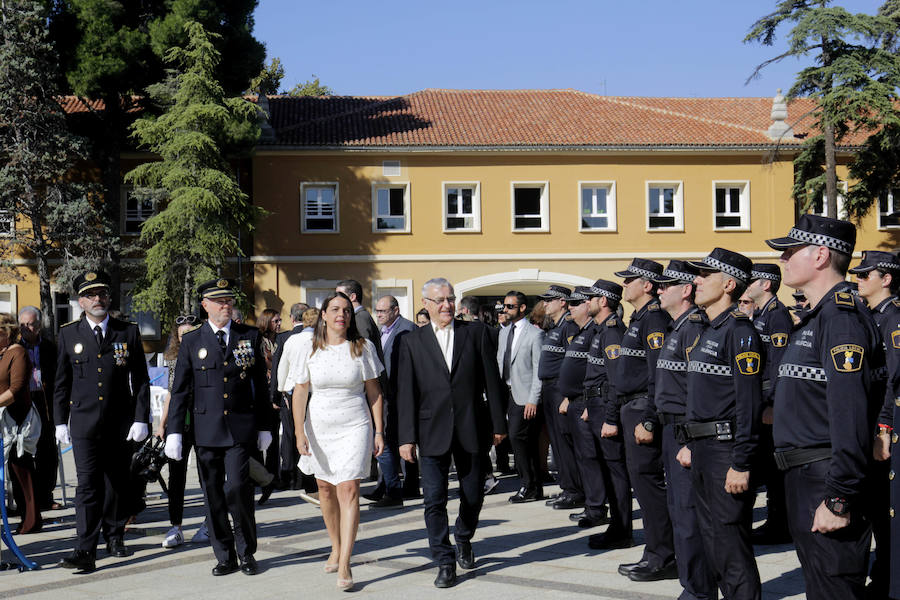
[497,291,545,503]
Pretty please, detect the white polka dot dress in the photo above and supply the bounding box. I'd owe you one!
[287,338,383,485]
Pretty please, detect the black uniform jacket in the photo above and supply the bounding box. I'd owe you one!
[753,296,793,405]
[652,306,706,418]
[584,313,625,424]
[557,320,595,399]
[54,316,150,439]
[169,321,270,447]
[396,319,507,457]
[616,299,672,417]
[538,313,579,381]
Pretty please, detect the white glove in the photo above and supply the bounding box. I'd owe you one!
[164,433,183,461]
[257,431,273,452]
[126,422,150,442]
[55,424,71,445]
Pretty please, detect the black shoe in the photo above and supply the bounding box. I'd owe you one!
[456,540,475,570]
[362,491,384,502]
[402,489,423,500]
[569,510,587,522]
[370,496,404,509]
[552,495,584,510]
[212,560,239,576]
[617,559,648,575]
[58,550,96,572]
[240,555,259,575]
[544,493,562,506]
[577,515,610,529]
[106,538,132,557]
[509,486,542,503]
[258,483,275,505]
[751,521,792,545]
[590,533,637,551]
[627,561,679,582]
[434,564,457,588]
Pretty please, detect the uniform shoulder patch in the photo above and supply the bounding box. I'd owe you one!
[605,344,621,360]
[183,324,202,335]
[730,310,749,320]
[60,319,80,328]
[892,298,900,308]
[830,343,864,372]
[689,313,703,322]
[735,351,761,375]
[834,292,856,308]
[891,330,900,349]
[646,331,664,349]
[606,318,617,327]
[771,332,789,348]
[647,303,660,311]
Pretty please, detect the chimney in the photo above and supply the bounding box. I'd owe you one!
[766,89,794,141]
[257,93,276,144]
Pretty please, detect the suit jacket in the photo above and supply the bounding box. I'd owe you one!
[497,321,544,406]
[19,335,57,423]
[397,319,507,456]
[355,307,383,360]
[169,321,270,447]
[269,324,304,407]
[54,316,150,439]
[381,315,416,442]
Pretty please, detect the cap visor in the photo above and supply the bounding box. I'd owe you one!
[613,270,633,278]
[685,260,713,271]
[765,236,805,251]
[652,275,680,284]
[848,265,875,274]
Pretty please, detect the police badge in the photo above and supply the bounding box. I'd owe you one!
[771,333,788,348]
[830,344,864,372]
[735,351,761,375]
[605,344,621,360]
[647,332,664,350]
[74,342,83,354]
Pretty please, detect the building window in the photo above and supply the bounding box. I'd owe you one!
[809,182,847,218]
[300,182,339,233]
[122,186,156,235]
[372,183,410,232]
[511,182,549,232]
[579,182,616,231]
[442,183,481,232]
[301,279,340,309]
[713,181,750,230]
[646,182,683,231]
[53,290,79,329]
[879,188,900,228]
[372,279,414,319]
[0,211,13,237]
[382,160,401,177]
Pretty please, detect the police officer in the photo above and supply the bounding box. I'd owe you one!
[766,215,884,600]
[55,270,151,573]
[611,258,677,581]
[650,261,716,600]
[536,285,584,509]
[165,279,272,576]
[682,249,763,600]
[557,286,607,527]
[745,263,793,545]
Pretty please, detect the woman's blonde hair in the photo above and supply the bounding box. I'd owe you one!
[301,307,318,328]
[0,313,20,342]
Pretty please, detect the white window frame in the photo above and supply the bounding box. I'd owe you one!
[120,283,161,341]
[0,284,17,316]
[300,279,340,309]
[382,160,401,177]
[441,182,481,233]
[810,181,847,219]
[510,181,550,233]
[0,210,14,237]
[121,185,156,236]
[52,287,80,329]
[371,182,411,233]
[372,278,414,320]
[878,187,900,230]
[712,181,751,231]
[300,182,340,234]
[645,181,684,232]
[578,181,617,232]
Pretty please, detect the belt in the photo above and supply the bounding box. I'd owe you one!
[658,412,685,425]
[773,447,831,471]
[540,376,559,383]
[678,420,734,442]
[568,394,585,403]
[584,385,606,399]
[620,391,648,404]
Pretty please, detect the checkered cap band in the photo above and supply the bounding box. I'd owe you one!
[626,265,659,279]
[565,350,589,359]
[788,227,853,255]
[688,361,732,376]
[541,289,567,299]
[700,256,750,283]
[590,286,621,301]
[751,270,780,281]
[542,344,565,354]
[620,347,647,358]
[662,269,695,283]
[657,359,686,372]
[778,363,827,382]
[568,291,590,302]
[877,262,900,271]
[588,355,605,366]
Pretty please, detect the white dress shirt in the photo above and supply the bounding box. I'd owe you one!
[84,314,110,338]
[207,319,232,348]
[432,321,454,371]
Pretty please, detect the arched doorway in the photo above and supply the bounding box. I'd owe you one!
[454,269,593,298]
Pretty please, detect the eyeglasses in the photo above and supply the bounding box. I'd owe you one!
[175,315,198,325]
[738,299,754,305]
[424,296,456,305]
[503,303,521,310]
[82,290,109,300]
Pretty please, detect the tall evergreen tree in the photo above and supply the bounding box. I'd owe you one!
[745,0,900,219]
[125,20,263,328]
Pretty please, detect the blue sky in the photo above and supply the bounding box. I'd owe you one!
[253,0,886,98]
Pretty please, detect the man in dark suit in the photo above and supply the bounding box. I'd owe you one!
[165,278,272,577]
[336,279,384,361]
[54,271,151,573]
[398,277,507,588]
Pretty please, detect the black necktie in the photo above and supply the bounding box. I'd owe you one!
[216,330,227,354]
[94,325,103,347]
[502,325,515,382]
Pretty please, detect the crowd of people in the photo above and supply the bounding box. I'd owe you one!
[2,213,899,598]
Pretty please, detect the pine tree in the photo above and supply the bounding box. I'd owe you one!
[125,21,264,328]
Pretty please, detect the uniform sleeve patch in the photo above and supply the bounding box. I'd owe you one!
[830,344,864,372]
[735,351,761,375]
[646,332,664,349]
[771,332,788,348]
[605,345,621,360]
[892,330,900,349]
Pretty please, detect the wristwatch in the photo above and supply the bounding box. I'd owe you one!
[825,496,849,516]
[641,420,655,433]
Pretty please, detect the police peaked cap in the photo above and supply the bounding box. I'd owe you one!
[766,214,856,256]
[566,286,593,304]
[538,285,572,300]
[614,258,664,280]
[653,260,698,285]
[74,270,111,296]
[198,278,237,299]
[587,279,623,302]
[848,250,900,275]
[750,263,781,283]
[687,248,753,284]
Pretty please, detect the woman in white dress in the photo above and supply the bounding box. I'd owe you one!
[290,292,384,591]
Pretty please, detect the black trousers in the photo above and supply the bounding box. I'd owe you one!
[419,437,484,566]
[568,397,607,518]
[165,428,196,526]
[31,390,59,509]
[662,423,716,600]
[196,443,257,563]
[621,399,674,568]
[507,398,544,491]
[785,458,871,600]
[71,435,132,553]
[691,438,760,600]
[278,395,299,479]
[584,396,632,535]
[862,458,890,598]
[541,379,583,498]
[756,422,788,526]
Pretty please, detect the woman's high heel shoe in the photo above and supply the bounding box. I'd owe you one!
[336,575,353,591]
[324,563,339,573]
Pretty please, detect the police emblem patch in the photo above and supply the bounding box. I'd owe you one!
[735,351,761,375]
[85,272,97,281]
[198,348,208,359]
[771,333,788,348]
[216,279,228,288]
[830,344,864,372]
[647,332,664,349]
[605,345,621,360]
[73,343,83,354]
[892,330,900,350]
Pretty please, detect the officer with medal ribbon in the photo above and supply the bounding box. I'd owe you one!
[766,215,885,600]
[680,249,763,600]
[55,270,151,573]
[165,279,272,576]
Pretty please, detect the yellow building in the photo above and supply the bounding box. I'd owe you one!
[250,89,900,319]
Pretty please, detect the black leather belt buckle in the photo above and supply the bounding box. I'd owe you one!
[715,421,733,441]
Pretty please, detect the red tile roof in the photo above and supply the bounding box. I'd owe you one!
[58,96,143,114]
[259,89,856,149]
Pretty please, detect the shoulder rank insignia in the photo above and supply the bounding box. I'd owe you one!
[605,344,621,360]
[771,332,788,348]
[606,318,617,327]
[892,299,900,308]
[892,330,900,349]
[830,343,864,372]
[647,303,660,311]
[61,319,79,328]
[730,309,748,320]
[646,332,664,349]
[689,313,703,322]
[834,292,856,308]
[735,351,761,375]
[184,324,202,335]
[567,335,574,343]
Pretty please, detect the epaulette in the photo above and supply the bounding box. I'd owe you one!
[606,318,617,327]
[183,324,202,335]
[892,298,900,308]
[689,313,704,322]
[834,291,857,309]
[647,303,660,311]
[564,315,573,321]
[60,319,79,328]
[730,309,749,320]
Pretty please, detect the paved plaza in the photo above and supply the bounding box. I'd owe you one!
[1,450,808,599]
